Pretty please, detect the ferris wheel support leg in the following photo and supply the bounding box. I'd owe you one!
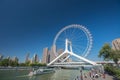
[61,55,71,63]
[70,52,97,65]
[47,52,66,66]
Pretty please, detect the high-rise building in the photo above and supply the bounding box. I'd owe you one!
[12,56,19,62]
[39,59,41,63]
[0,54,3,61]
[50,45,56,62]
[57,49,64,56]
[112,38,120,50]
[33,54,39,63]
[25,53,30,63]
[42,47,49,63]
[48,51,50,63]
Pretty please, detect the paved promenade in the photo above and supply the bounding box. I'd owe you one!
[81,71,115,80]
[82,73,115,80]
[104,74,114,80]
[74,69,117,80]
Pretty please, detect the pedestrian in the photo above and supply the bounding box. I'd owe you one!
[77,76,80,80]
[84,73,87,78]
[103,73,106,79]
[80,75,83,80]
[89,71,91,77]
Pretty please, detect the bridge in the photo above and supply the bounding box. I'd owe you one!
[48,61,118,67]
[48,62,100,68]
[47,39,118,68]
[96,61,120,64]
[47,39,99,68]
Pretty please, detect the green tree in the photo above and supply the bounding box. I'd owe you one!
[98,43,112,61]
[99,43,120,79]
[1,59,9,66]
[99,43,120,66]
[112,50,120,65]
[14,57,19,66]
[9,57,19,66]
[29,63,46,67]
[19,63,26,66]
[25,60,31,66]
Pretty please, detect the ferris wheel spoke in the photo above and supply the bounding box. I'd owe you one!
[72,44,87,51]
[71,28,76,37]
[53,24,92,58]
[71,31,85,41]
[63,29,68,39]
[72,46,84,55]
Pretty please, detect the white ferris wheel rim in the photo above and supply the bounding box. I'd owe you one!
[53,24,93,57]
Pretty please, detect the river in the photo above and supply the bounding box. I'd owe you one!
[0,68,83,80]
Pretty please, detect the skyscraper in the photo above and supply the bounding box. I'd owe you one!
[33,54,39,63]
[0,54,3,61]
[50,45,56,62]
[42,47,49,63]
[25,53,30,63]
[12,56,19,62]
[112,38,120,50]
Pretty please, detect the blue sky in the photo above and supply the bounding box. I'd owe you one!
[0,0,120,62]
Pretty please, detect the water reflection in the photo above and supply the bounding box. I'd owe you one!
[28,69,80,80]
[29,73,54,80]
[0,69,80,80]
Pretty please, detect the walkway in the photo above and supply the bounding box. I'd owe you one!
[78,70,115,80]
[74,68,117,80]
[104,74,114,80]
[82,73,115,80]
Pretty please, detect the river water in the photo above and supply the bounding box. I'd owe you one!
[0,68,83,80]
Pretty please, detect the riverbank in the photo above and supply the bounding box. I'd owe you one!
[0,66,32,70]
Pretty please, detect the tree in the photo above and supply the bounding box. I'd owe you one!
[99,43,120,79]
[0,59,9,66]
[112,50,120,65]
[98,43,120,66]
[14,57,19,66]
[19,63,26,66]
[98,43,112,61]
[25,60,31,66]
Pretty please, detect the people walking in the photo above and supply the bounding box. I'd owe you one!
[89,71,91,77]
[103,72,106,79]
[80,75,83,80]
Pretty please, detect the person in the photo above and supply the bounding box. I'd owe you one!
[92,73,95,78]
[89,71,91,77]
[95,73,99,78]
[77,76,80,80]
[80,75,83,80]
[84,73,87,78]
[80,69,83,80]
[103,72,106,79]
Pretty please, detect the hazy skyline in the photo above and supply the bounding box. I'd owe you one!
[0,0,120,62]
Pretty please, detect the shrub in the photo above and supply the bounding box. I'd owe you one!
[104,64,120,79]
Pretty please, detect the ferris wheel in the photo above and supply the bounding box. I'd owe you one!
[53,24,93,58]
